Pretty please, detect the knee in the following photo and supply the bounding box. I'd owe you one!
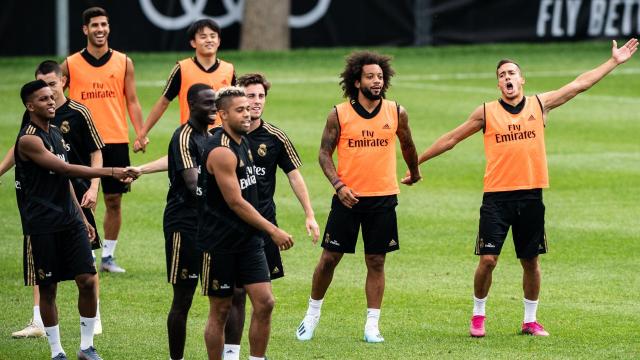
[213,302,232,322]
[77,275,97,294]
[104,195,121,211]
[39,285,57,303]
[318,252,341,272]
[479,256,498,271]
[521,258,540,273]
[365,255,385,273]
[253,294,275,317]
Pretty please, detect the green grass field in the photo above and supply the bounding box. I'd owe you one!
[0,42,638,359]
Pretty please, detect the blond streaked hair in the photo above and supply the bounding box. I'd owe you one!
[215,86,246,110]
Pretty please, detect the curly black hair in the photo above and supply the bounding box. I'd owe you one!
[340,51,395,99]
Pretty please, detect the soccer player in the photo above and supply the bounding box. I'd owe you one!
[296,51,421,343]
[61,6,146,273]
[404,39,638,337]
[222,73,320,359]
[139,19,235,142]
[3,60,107,338]
[16,80,134,360]
[128,84,217,360]
[198,87,293,360]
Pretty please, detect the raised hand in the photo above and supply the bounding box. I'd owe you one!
[612,38,638,65]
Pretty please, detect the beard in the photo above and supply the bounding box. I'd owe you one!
[361,87,382,101]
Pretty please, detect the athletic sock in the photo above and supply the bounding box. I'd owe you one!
[248,356,264,360]
[96,300,101,321]
[306,297,323,317]
[33,305,44,328]
[365,308,380,331]
[473,296,487,316]
[102,240,117,258]
[79,316,96,350]
[523,298,539,323]
[45,324,64,357]
[223,344,240,360]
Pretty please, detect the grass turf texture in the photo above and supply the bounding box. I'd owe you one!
[0,42,638,359]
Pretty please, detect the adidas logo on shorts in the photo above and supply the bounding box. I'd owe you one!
[388,239,397,247]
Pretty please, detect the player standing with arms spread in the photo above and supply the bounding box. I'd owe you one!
[404,39,637,337]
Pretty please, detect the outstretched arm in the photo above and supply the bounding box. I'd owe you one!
[286,169,320,244]
[538,38,638,115]
[319,108,359,208]
[396,106,421,185]
[17,135,133,181]
[129,155,169,176]
[124,57,147,153]
[208,147,294,250]
[403,105,484,184]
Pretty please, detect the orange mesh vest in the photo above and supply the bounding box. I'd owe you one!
[336,99,399,196]
[483,96,548,192]
[178,58,234,125]
[67,50,128,144]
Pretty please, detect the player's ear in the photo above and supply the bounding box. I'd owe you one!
[355,79,361,90]
[82,25,89,36]
[60,75,68,88]
[190,39,197,50]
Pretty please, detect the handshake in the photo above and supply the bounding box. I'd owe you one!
[110,167,143,183]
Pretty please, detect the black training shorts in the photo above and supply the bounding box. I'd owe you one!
[165,230,201,287]
[200,245,270,297]
[321,196,399,255]
[475,196,548,259]
[23,227,96,286]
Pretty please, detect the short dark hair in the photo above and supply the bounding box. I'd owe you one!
[237,73,271,96]
[340,51,394,99]
[187,83,214,106]
[187,19,221,40]
[83,7,109,25]
[215,86,245,111]
[20,80,49,106]
[496,59,521,77]
[34,60,62,78]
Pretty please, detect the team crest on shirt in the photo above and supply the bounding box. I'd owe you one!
[211,279,219,291]
[257,144,267,157]
[60,120,70,133]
